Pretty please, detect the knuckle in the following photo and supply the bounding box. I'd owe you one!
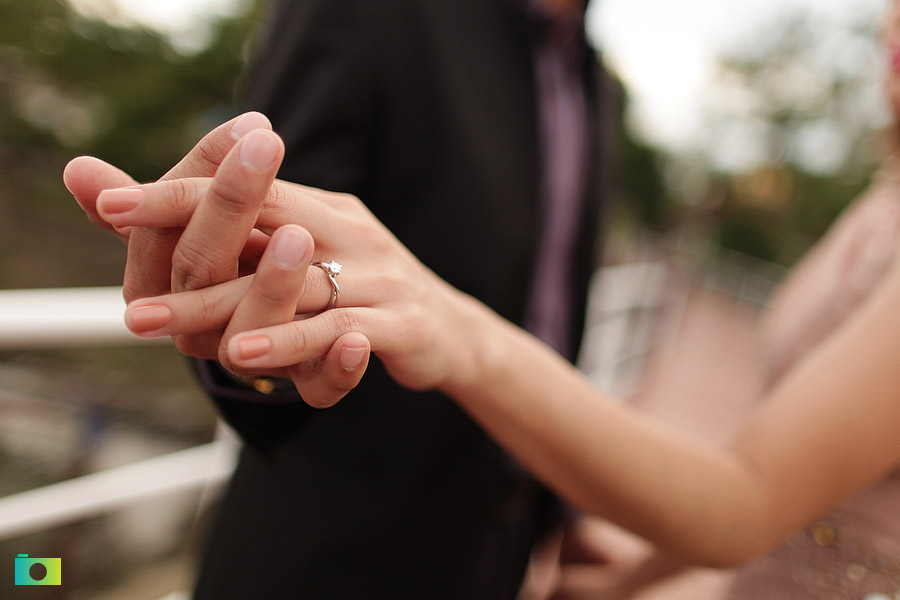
[285,323,311,357]
[191,139,225,174]
[194,289,222,324]
[168,178,200,215]
[253,281,291,308]
[262,184,290,216]
[400,306,425,339]
[171,244,224,291]
[377,269,406,298]
[330,308,364,334]
[331,191,362,210]
[208,176,258,219]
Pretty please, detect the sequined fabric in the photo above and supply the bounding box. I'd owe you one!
[728,492,900,598]
[726,162,900,598]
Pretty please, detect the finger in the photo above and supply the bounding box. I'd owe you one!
[64,112,271,230]
[286,332,371,409]
[161,111,272,182]
[122,227,181,301]
[95,177,352,245]
[95,181,198,301]
[124,276,254,338]
[117,112,273,303]
[95,178,297,231]
[122,258,346,339]
[172,129,285,292]
[96,177,206,228]
[226,308,377,370]
[219,225,314,368]
[63,156,138,238]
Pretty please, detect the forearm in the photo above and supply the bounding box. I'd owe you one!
[444,314,772,567]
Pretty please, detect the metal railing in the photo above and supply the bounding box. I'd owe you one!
[0,438,236,540]
[0,286,237,541]
[0,286,153,348]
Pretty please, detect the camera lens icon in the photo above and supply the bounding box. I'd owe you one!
[14,554,61,586]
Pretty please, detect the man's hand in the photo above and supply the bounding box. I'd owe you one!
[65,113,371,407]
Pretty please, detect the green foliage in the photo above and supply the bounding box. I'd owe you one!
[715,209,779,263]
[0,1,886,280]
[671,6,884,266]
[0,0,263,180]
[0,0,263,289]
[615,129,676,232]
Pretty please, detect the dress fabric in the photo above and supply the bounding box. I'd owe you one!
[727,163,900,599]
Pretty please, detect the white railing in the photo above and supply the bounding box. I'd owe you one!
[578,261,687,399]
[0,286,237,542]
[0,439,236,539]
[0,286,157,348]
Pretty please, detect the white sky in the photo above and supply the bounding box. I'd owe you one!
[587,0,887,152]
[84,0,888,155]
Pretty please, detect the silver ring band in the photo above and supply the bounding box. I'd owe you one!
[310,260,342,311]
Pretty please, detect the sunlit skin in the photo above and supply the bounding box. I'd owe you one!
[64,114,371,409]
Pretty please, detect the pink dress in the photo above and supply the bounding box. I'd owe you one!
[727,162,900,598]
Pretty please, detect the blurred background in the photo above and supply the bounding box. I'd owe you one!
[0,0,891,597]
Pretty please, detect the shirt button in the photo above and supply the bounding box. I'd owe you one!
[251,377,276,394]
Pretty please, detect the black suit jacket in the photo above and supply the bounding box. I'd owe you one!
[193,1,617,598]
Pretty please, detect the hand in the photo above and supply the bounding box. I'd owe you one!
[98,170,494,398]
[65,115,373,406]
[66,111,278,358]
[64,111,272,245]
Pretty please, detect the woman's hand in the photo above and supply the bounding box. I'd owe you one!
[97,153,494,402]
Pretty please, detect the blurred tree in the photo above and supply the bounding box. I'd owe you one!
[615,127,676,233]
[695,7,885,265]
[0,0,263,288]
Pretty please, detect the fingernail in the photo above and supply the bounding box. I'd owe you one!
[127,304,171,335]
[237,335,272,360]
[239,130,279,171]
[230,112,271,140]
[99,188,143,214]
[339,346,367,371]
[272,227,310,269]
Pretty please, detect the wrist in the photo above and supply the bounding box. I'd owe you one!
[438,292,511,400]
